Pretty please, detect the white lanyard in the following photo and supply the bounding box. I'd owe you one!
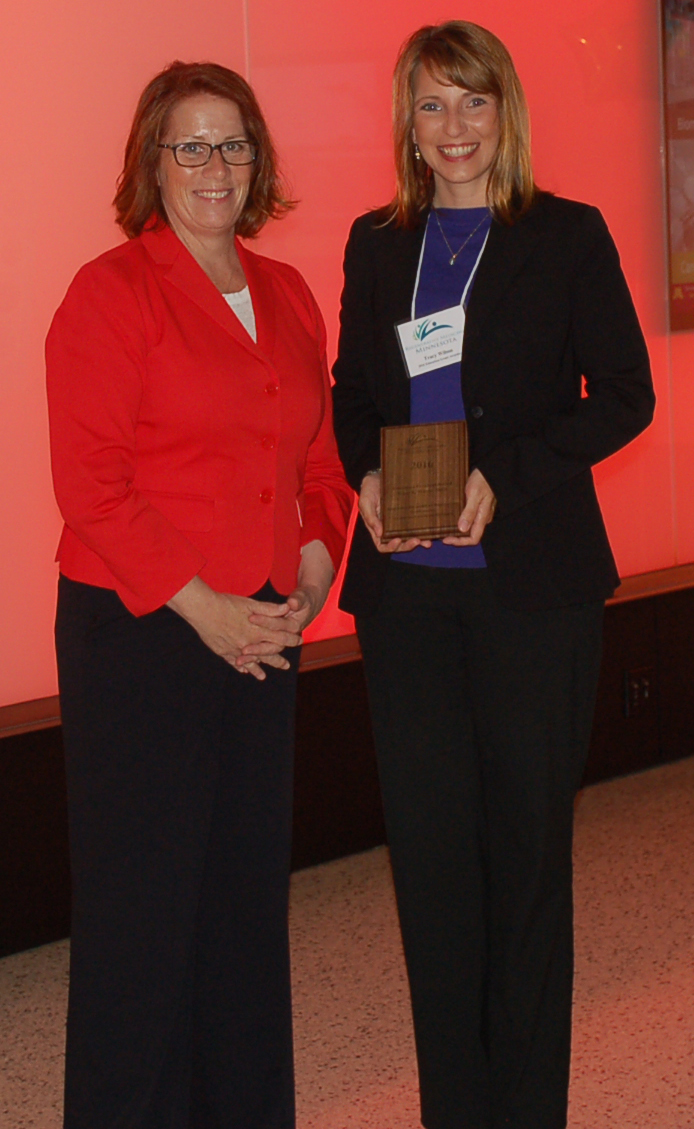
[410,219,490,319]
[396,219,489,381]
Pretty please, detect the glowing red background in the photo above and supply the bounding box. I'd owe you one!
[0,0,684,706]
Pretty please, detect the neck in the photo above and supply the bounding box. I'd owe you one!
[167,216,246,292]
[432,177,489,210]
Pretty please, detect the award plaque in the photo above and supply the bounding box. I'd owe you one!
[380,420,469,541]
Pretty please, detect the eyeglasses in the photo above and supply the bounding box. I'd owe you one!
[158,140,257,167]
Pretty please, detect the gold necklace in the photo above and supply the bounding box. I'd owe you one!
[433,208,489,267]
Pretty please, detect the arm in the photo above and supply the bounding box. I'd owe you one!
[331,217,388,492]
[245,539,335,652]
[295,274,355,572]
[239,540,334,668]
[286,539,335,626]
[475,207,655,517]
[46,260,205,615]
[238,281,353,661]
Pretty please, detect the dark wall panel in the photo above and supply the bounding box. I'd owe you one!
[292,662,385,870]
[0,727,71,957]
[583,599,660,785]
[656,587,694,763]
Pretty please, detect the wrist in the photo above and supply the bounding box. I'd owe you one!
[167,575,218,626]
[361,468,381,487]
[298,540,334,588]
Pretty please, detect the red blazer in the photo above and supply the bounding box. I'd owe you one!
[46,224,352,616]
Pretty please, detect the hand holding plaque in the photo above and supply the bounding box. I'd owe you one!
[380,420,469,542]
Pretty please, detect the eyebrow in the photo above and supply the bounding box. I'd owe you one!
[413,90,489,105]
[174,133,248,141]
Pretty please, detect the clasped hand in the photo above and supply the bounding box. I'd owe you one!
[168,582,300,681]
[359,467,496,553]
[240,539,334,677]
[168,542,334,681]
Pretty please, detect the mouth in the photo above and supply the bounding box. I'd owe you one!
[194,189,233,200]
[437,143,479,160]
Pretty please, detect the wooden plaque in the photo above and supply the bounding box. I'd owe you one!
[380,420,469,541]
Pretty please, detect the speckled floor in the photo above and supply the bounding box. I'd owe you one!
[2,757,694,1128]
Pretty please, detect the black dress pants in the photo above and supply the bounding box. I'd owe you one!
[56,576,299,1129]
[356,562,603,1129]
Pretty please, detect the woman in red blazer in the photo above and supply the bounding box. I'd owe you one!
[46,61,351,1129]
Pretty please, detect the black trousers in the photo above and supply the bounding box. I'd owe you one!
[56,576,299,1129]
[356,563,603,1129]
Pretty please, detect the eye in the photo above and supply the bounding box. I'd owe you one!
[467,96,488,109]
[418,101,442,113]
[178,142,207,156]
[222,140,247,153]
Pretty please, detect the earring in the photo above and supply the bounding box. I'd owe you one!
[414,142,421,161]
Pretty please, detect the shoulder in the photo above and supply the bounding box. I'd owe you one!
[521,192,609,240]
[241,243,325,341]
[239,240,305,287]
[62,236,150,301]
[504,192,618,272]
[250,246,314,298]
[347,206,426,249]
[340,208,427,287]
[48,237,152,343]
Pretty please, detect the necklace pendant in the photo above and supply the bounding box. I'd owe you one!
[433,207,489,269]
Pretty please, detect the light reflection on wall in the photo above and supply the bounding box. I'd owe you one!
[0,0,684,707]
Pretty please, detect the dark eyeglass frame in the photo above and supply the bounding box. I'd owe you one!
[158,141,258,167]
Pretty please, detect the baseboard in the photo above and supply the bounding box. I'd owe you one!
[3,563,694,736]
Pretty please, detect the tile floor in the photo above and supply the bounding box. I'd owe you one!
[2,757,694,1128]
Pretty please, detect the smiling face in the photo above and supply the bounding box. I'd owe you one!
[411,66,500,208]
[157,93,253,246]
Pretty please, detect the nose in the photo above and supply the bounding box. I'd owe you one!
[202,147,229,177]
[443,108,468,138]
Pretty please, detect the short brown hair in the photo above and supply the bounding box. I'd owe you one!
[114,61,294,239]
[389,22,538,227]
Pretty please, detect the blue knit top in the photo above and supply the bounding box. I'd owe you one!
[393,206,491,569]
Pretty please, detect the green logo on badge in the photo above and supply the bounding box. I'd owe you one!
[413,318,453,342]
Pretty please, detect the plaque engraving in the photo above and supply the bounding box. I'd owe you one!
[380,420,469,541]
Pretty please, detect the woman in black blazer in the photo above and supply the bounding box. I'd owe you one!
[332,21,654,1129]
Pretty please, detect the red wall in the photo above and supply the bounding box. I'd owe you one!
[0,0,685,707]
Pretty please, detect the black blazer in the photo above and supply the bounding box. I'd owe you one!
[332,193,655,617]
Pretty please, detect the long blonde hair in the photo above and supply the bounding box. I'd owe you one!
[388,21,538,227]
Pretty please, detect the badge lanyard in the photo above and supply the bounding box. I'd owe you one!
[396,220,490,381]
[411,220,490,320]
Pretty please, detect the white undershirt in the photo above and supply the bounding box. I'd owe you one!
[223,286,257,342]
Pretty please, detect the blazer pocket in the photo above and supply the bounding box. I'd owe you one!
[140,488,215,532]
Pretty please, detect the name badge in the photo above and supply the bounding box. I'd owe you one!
[395,304,465,380]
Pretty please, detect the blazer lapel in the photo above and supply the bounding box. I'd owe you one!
[142,225,274,363]
[380,215,428,423]
[384,214,428,323]
[463,202,545,359]
[236,240,277,359]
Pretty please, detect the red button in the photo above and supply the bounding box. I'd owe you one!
[260,488,274,504]
[265,382,279,395]
[261,435,276,450]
